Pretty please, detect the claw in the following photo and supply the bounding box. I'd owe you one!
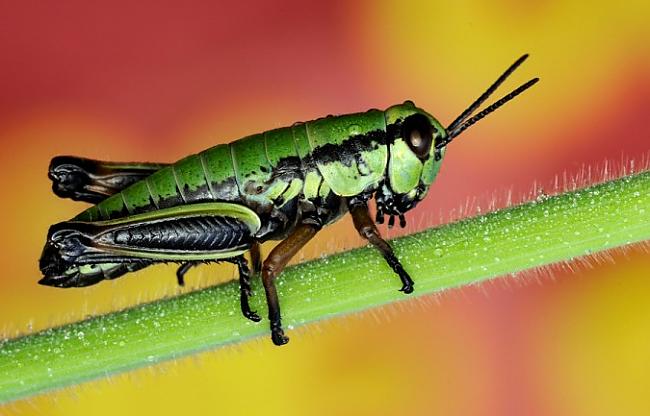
[244,310,261,322]
[271,323,289,345]
[399,215,406,228]
[271,329,289,346]
[399,284,414,294]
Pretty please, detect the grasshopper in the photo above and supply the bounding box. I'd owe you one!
[40,55,538,345]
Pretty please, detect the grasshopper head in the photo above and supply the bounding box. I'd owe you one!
[377,54,538,226]
[377,101,447,224]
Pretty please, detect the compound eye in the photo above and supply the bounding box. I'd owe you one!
[401,114,433,159]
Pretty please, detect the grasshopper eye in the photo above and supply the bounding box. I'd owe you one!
[401,114,433,159]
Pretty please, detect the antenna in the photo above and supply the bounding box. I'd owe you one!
[437,54,538,148]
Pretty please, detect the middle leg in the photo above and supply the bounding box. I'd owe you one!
[249,242,263,276]
[262,223,319,345]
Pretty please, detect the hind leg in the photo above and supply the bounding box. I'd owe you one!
[40,201,260,290]
[48,156,167,203]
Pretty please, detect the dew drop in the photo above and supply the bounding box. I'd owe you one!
[535,190,549,202]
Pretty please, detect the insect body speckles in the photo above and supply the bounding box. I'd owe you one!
[39,54,538,345]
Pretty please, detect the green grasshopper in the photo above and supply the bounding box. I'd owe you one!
[40,55,538,345]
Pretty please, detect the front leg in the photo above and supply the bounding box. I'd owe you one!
[347,197,414,294]
[262,222,319,345]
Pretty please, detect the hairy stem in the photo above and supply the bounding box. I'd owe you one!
[1,170,649,403]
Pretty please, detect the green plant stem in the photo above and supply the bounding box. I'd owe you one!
[1,171,649,403]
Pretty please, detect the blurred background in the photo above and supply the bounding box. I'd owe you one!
[0,1,648,415]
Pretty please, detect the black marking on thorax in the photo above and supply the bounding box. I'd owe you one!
[308,129,389,168]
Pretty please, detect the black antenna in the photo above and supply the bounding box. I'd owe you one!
[438,54,538,148]
[447,54,530,132]
[445,77,539,141]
